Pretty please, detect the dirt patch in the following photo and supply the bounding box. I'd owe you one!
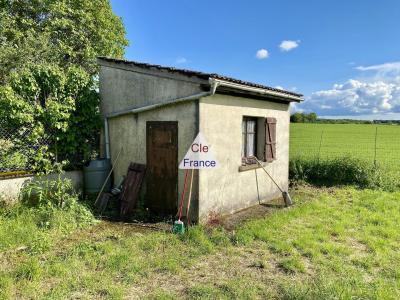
[220,199,287,230]
[126,244,277,299]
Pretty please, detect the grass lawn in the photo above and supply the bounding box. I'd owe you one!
[1,185,400,299]
[290,123,400,171]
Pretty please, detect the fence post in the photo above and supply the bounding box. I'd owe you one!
[317,129,324,164]
[374,126,378,169]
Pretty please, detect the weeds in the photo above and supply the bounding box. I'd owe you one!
[289,156,400,191]
[0,176,95,253]
[1,185,400,299]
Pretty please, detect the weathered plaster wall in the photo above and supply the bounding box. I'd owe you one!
[107,102,198,219]
[99,65,204,116]
[198,94,290,221]
[99,64,293,222]
[99,65,204,219]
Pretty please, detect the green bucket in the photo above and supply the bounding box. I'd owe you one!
[172,220,185,234]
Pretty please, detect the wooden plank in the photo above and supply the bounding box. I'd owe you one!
[120,163,146,219]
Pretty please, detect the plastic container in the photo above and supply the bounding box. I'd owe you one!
[172,220,185,234]
[83,159,112,194]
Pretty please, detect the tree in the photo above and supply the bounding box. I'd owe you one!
[0,64,102,172]
[307,112,317,123]
[290,112,318,123]
[0,0,128,172]
[290,112,304,123]
[0,0,128,82]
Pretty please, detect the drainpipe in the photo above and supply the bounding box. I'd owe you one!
[103,79,219,159]
[104,117,110,159]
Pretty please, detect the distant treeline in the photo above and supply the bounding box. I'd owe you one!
[290,112,400,125]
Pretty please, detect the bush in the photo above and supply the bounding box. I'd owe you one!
[19,176,94,226]
[289,156,400,191]
[20,176,77,208]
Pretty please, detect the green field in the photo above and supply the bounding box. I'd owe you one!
[290,123,400,170]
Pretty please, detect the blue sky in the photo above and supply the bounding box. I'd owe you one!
[110,0,400,119]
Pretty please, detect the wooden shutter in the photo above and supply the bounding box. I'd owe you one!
[265,117,277,162]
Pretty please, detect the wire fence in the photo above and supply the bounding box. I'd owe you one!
[0,120,54,175]
[290,124,400,172]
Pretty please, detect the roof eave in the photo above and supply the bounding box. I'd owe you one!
[210,78,303,102]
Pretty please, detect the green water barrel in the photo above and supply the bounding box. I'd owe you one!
[83,159,112,194]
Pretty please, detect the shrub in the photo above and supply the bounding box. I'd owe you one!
[19,175,95,227]
[20,176,77,208]
[289,156,400,191]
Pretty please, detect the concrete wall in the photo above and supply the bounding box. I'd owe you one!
[0,171,83,204]
[99,64,204,219]
[107,101,198,218]
[198,94,290,221]
[99,63,292,222]
[99,65,205,116]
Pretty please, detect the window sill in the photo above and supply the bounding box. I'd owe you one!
[238,161,267,172]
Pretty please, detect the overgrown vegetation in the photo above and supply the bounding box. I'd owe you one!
[0,0,128,82]
[290,123,400,189]
[1,186,399,299]
[0,177,95,253]
[0,0,128,173]
[289,156,400,191]
[0,65,102,172]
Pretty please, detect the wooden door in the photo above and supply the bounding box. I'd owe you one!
[146,121,178,215]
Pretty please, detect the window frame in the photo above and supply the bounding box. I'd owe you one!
[242,117,258,164]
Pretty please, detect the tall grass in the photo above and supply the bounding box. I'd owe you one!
[289,156,400,191]
[1,186,400,298]
[0,177,95,252]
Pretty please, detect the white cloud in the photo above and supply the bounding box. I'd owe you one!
[176,57,188,64]
[356,62,400,73]
[297,61,400,117]
[256,49,269,59]
[279,40,300,52]
[301,78,400,116]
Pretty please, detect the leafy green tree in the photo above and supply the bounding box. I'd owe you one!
[0,0,128,82]
[290,112,318,123]
[0,64,102,172]
[290,112,305,123]
[0,0,127,173]
[308,112,317,122]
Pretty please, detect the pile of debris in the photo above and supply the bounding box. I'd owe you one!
[94,162,146,220]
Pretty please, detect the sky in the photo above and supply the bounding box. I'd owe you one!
[110,0,400,120]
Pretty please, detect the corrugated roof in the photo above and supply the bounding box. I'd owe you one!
[97,57,303,99]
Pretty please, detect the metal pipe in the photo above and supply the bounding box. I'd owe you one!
[106,91,214,119]
[104,118,110,159]
[103,80,219,159]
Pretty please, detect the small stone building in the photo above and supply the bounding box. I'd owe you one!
[98,57,303,223]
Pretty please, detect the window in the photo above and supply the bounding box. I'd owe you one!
[242,117,257,164]
[241,116,277,167]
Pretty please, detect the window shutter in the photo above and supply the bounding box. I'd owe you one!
[265,117,277,162]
